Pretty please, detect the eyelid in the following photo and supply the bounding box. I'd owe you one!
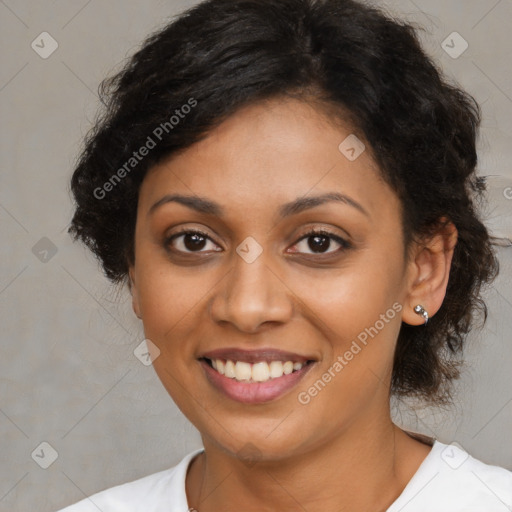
[165,227,222,251]
[289,227,352,254]
[293,224,350,242]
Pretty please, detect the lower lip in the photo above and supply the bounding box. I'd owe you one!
[199,359,315,404]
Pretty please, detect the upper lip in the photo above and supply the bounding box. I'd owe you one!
[200,348,316,364]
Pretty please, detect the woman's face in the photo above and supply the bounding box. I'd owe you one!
[130,97,417,461]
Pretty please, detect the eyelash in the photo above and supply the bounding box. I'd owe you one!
[292,229,352,255]
[164,227,352,257]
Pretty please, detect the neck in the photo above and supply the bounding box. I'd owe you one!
[186,413,431,512]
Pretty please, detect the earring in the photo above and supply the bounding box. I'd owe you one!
[414,304,429,325]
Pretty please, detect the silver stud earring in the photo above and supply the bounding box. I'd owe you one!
[414,304,429,325]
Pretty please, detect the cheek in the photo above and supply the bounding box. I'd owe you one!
[288,257,403,342]
[137,265,207,404]
[135,249,209,332]
[285,255,405,401]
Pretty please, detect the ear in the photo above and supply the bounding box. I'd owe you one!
[402,218,458,326]
[128,266,142,319]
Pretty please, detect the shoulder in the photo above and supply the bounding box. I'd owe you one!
[55,448,203,512]
[389,440,512,512]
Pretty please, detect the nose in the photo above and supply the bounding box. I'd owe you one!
[209,249,294,333]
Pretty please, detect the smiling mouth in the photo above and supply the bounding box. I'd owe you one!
[200,357,315,383]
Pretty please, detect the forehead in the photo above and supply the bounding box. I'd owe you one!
[138,97,397,221]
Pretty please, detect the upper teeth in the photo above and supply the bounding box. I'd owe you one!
[210,359,304,382]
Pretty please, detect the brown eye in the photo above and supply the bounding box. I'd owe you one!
[165,230,221,254]
[290,229,351,255]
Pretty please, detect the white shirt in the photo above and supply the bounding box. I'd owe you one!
[57,439,512,512]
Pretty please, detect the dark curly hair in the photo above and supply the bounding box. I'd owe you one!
[68,0,499,406]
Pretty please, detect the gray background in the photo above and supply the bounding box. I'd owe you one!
[0,0,511,510]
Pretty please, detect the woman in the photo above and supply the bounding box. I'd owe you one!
[59,0,512,510]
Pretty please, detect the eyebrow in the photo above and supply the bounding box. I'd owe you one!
[148,192,370,218]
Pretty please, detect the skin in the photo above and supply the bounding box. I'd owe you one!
[129,97,458,512]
